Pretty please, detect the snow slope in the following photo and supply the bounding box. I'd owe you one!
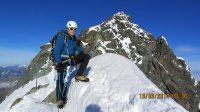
[0,53,188,112]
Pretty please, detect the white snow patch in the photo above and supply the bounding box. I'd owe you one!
[97,39,115,51]
[177,57,184,61]
[131,46,136,50]
[112,24,119,32]
[138,58,143,65]
[173,60,177,64]
[44,42,51,45]
[199,102,200,109]
[120,37,132,54]
[41,58,50,69]
[103,28,118,39]
[176,57,190,72]
[178,65,183,68]
[114,12,127,18]
[98,47,106,54]
[81,41,89,46]
[186,64,190,71]
[88,25,101,32]
[191,75,198,86]
[134,53,143,65]
[161,36,168,45]
[191,75,194,79]
[195,80,198,86]
[104,18,119,32]
[48,48,51,52]
[38,70,42,73]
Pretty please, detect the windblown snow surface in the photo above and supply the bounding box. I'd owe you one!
[0,53,187,112]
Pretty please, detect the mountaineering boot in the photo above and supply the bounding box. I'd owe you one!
[57,100,64,109]
[75,75,89,82]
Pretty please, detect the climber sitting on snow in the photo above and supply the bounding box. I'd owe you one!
[52,20,90,108]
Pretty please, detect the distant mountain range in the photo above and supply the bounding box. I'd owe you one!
[0,65,26,76]
[0,65,26,103]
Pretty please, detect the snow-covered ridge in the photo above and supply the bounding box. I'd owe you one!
[61,53,188,112]
[0,53,188,112]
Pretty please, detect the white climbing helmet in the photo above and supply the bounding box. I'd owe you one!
[66,20,78,28]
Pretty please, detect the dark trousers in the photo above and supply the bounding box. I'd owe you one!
[56,52,90,102]
[73,52,90,75]
[56,72,67,102]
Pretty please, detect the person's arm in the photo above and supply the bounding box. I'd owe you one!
[77,45,84,54]
[53,35,64,64]
[76,39,84,53]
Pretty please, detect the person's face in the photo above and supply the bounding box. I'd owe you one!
[67,28,77,36]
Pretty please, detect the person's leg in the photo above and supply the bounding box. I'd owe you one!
[75,52,90,75]
[56,72,65,102]
[62,72,67,103]
[56,72,61,102]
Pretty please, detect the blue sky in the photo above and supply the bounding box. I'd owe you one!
[0,0,199,80]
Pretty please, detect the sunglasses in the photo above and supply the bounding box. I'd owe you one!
[68,28,77,31]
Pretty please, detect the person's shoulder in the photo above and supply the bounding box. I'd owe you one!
[56,30,67,37]
[56,30,66,35]
[55,31,65,40]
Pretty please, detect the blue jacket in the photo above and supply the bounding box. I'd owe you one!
[53,30,83,64]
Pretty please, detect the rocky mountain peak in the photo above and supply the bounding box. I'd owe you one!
[79,12,200,112]
[112,11,132,22]
[86,12,151,40]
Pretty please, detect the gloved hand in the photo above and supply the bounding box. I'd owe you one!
[76,39,81,46]
[70,56,77,65]
[56,63,66,73]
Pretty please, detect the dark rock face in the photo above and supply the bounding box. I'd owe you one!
[78,12,199,112]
